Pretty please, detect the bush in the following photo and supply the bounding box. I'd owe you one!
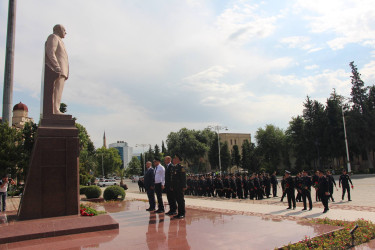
[103,185,125,201]
[80,185,88,195]
[84,185,102,199]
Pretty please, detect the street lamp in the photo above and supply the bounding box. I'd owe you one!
[208,125,228,174]
[136,144,151,175]
[341,104,351,173]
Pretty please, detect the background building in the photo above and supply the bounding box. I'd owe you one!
[109,141,133,169]
[219,133,251,154]
[12,102,34,129]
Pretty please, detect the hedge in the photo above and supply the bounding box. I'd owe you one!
[103,185,125,201]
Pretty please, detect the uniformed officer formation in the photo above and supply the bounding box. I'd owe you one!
[281,169,354,213]
[143,155,187,219]
[185,171,279,200]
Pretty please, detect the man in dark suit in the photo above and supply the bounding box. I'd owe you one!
[318,170,330,213]
[285,170,296,210]
[144,161,156,211]
[301,170,313,211]
[171,154,187,219]
[164,156,177,215]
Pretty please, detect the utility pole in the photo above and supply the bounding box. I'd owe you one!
[2,0,17,125]
[208,125,228,174]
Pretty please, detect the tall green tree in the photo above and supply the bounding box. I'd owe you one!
[220,142,231,172]
[95,147,122,177]
[166,128,211,172]
[161,140,167,155]
[0,122,21,177]
[255,124,286,172]
[126,156,142,177]
[231,144,241,168]
[241,139,251,171]
[154,144,161,160]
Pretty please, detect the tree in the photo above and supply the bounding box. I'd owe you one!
[346,62,375,169]
[59,103,67,113]
[145,145,154,162]
[231,145,241,169]
[255,124,286,172]
[95,147,122,177]
[241,140,251,171]
[154,144,161,160]
[0,122,21,177]
[208,135,219,169]
[161,140,167,155]
[220,142,231,172]
[126,156,142,177]
[18,121,38,181]
[166,128,211,172]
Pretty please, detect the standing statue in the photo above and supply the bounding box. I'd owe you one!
[42,24,69,116]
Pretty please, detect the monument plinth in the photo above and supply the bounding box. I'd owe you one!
[18,116,79,220]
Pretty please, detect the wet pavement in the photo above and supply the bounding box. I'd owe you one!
[0,200,341,250]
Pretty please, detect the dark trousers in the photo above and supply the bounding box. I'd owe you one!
[244,189,248,199]
[265,185,271,198]
[329,187,334,201]
[321,193,329,210]
[237,188,243,199]
[302,189,312,209]
[174,188,185,215]
[146,188,155,209]
[272,184,277,197]
[155,183,164,210]
[281,190,286,201]
[0,192,6,211]
[287,190,296,208]
[342,186,351,200]
[166,187,177,212]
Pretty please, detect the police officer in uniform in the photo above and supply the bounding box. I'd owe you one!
[318,170,330,213]
[171,154,187,219]
[164,156,177,215]
[301,170,313,211]
[339,169,353,201]
[285,170,296,210]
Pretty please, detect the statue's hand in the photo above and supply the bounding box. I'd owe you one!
[55,67,61,73]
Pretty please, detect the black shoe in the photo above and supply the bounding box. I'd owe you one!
[323,209,329,213]
[287,207,291,209]
[155,209,165,213]
[348,199,352,201]
[293,207,296,210]
[174,214,185,219]
[309,208,312,211]
[302,208,307,211]
[332,199,335,202]
[146,208,155,211]
[166,211,176,215]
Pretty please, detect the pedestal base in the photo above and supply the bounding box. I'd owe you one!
[18,117,79,220]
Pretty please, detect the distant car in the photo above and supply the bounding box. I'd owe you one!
[98,179,117,187]
[132,176,140,183]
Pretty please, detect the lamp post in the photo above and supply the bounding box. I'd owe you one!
[101,151,105,178]
[341,105,351,173]
[136,144,150,175]
[208,125,228,174]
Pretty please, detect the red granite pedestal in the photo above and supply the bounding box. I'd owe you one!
[18,115,79,220]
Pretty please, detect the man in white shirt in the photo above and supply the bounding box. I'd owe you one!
[153,158,165,213]
[0,175,15,212]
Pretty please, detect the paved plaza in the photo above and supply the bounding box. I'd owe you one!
[1,174,375,249]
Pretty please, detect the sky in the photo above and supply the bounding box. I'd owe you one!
[1,0,375,152]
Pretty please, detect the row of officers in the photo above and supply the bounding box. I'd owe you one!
[181,169,353,214]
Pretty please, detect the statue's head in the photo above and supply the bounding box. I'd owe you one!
[53,24,66,38]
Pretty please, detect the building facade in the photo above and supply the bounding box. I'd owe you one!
[219,133,251,154]
[12,102,34,129]
[109,141,133,169]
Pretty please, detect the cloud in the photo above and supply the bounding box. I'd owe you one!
[294,0,375,50]
[270,69,351,96]
[305,64,319,70]
[216,2,281,45]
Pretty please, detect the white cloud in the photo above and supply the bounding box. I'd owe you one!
[216,2,281,45]
[294,0,375,50]
[271,69,350,95]
[305,64,319,70]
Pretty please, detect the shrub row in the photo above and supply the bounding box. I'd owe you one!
[80,185,126,201]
